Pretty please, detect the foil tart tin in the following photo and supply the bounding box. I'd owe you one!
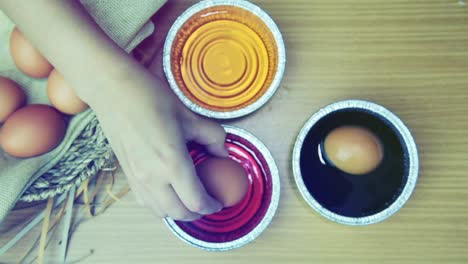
[292,100,419,226]
[165,125,280,251]
[163,0,286,119]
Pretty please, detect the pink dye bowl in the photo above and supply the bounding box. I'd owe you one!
[164,125,280,251]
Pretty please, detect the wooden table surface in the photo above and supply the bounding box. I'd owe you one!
[1,0,468,263]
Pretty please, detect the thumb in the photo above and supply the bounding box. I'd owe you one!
[206,140,229,158]
[181,111,229,158]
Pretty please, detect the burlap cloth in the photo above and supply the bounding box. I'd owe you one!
[0,0,167,223]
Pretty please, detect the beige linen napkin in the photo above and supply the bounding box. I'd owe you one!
[0,0,167,223]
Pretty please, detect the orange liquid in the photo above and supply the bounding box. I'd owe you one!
[171,6,278,112]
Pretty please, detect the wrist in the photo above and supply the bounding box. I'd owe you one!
[81,66,177,116]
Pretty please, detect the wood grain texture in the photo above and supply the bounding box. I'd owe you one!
[1,0,468,263]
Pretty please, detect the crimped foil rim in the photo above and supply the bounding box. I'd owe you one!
[292,100,419,226]
[164,125,280,251]
[163,0,286,119]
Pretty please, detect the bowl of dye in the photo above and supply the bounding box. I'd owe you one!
[163,0,286,119]
[165,125,280,251]
[292,100,419,225]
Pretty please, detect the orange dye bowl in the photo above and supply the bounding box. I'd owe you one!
[163,0,286,119]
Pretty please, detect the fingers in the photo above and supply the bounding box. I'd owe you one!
[205,141,229,158]
[156,184,202,221]
[180,109,228,158]
[170,154,223,215]
[125,163,204,221]
[155,117,223,218]
[119,142,222,220]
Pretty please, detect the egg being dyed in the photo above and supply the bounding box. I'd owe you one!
[196,157,249,208]
[324,126,383,175]
[0,104,66,158]
[0,76,26,122]
[47,70,88,115]
[10,28,53,78]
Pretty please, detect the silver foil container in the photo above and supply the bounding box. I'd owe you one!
[163,0,286,119]
[292,100,419,225]
[165,125,280,251]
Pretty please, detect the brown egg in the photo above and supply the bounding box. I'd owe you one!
[0,77,26,122]
[0,104,66,158]
[10,28,53,78]
[324,126,383,175]
[196,157,249,207]
[47,70,88,115]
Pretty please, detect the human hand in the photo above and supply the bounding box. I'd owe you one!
[89,71,228,221]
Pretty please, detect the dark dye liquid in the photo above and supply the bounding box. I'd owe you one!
[300,109,409,217]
